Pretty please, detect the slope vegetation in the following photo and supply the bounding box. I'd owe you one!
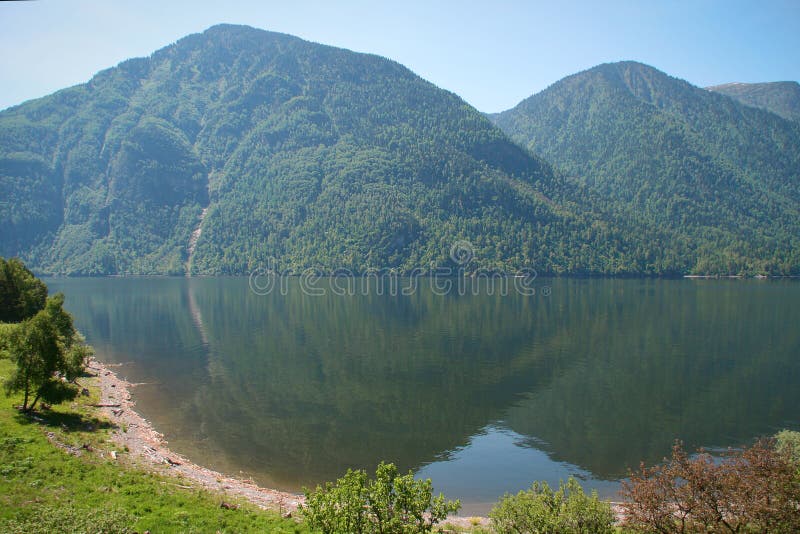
[492,62,800,275]
[0,25,611,276]
[707,81,800,122]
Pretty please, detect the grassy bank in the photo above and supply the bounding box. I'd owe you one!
[0,358,307,533]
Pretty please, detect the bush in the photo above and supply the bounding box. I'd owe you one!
[489,477,614,534]
[775,429,800,464]
[620,439,800,533]
[301,461,460,533]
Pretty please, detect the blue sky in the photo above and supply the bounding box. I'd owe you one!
[1,0,798,113]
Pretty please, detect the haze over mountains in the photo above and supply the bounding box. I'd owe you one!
[1,25,798,276]
[706,81,800,122]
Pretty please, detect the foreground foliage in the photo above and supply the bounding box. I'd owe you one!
[301,461,460,533]
[489,477,614,534]
[620,439,800,533]
[4,293,92,411]
[1,259,91,411]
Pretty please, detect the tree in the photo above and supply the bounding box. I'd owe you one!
[620,440,800,533]
[3,293,91,411]
[301,461,460,533]
[489,477,614,534]
[0,257,47,323]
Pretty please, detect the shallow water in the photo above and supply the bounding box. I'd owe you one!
[47,277,800,515]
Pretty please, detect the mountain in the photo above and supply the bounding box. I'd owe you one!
[2,33,798,277]
[707,81,800,122]
[0,24,615,276]
[492,61,800,275]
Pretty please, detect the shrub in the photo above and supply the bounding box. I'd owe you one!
[620,439,800,533]
[775,429,800,464]
[301,461,460,533]
[489,477,614,534]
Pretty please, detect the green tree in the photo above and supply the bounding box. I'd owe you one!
[490,477,614,534]
[301,461,460,533]
[3,293,91,411]
[0,257,47,323]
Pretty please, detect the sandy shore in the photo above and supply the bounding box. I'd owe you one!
[87,357,487,528]
[87,357,303,515]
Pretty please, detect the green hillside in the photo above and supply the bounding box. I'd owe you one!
[707,81,800,122]
[0,24,628,276]
[2,31,798,276]
[492,61,800,275]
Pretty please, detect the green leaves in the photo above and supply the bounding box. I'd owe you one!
[2,265,92,411]
[0,258,47,323]
[489,477,614,534]
[301,461,460,533]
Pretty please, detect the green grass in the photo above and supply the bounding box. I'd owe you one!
[0,358,308,533]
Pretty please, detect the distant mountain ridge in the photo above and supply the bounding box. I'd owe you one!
[706,81,800,122]
[491,61,800,275]
[1,29,798,276]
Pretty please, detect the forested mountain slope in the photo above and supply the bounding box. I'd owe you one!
[492,62,800,275]
[2,32,798,276]
[0,24,636,276]
[707,81,800,122]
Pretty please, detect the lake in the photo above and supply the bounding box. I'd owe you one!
[46,276,800,515]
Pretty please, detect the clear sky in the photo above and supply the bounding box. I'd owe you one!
[1,0,798,113]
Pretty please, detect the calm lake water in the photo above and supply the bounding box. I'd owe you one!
[47,277,800,515]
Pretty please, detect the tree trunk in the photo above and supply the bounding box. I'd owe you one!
[21,353,31,411]
[22,369,30,411]
[29,390,42,412]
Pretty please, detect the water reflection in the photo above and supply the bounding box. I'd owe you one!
[47,277,800,514]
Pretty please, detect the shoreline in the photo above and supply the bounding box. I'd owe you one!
[87,357,303,515]
[87,357,488,528]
